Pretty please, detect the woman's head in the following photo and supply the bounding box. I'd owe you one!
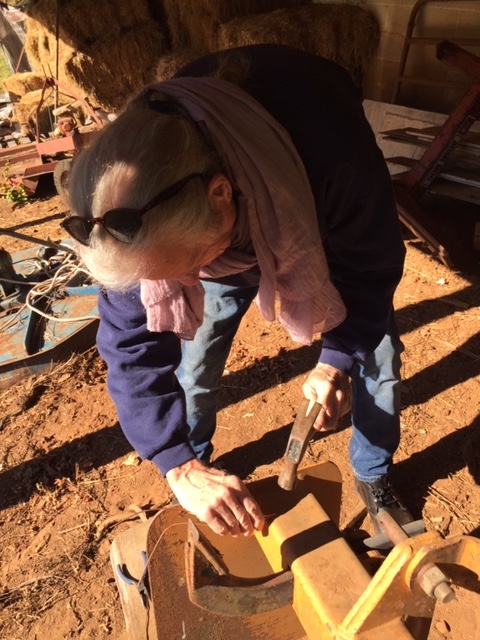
[66,98,233,289]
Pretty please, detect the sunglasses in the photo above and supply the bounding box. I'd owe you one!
[60,172,205,246]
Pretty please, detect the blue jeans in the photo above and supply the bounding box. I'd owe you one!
[349,316,404,481]
[178,280,403,480]
[177,279,259,463]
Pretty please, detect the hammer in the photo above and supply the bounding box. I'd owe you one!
[278,397,322,491]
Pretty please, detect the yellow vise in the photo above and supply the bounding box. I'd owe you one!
[114,461,480,640]
[187,462,480,640]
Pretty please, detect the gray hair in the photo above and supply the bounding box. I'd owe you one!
[68,98,224,290]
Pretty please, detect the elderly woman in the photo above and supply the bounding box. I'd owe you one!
[63,44,412,537]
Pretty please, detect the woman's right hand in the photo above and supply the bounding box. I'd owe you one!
[302,363,351,431]
[166,458,265,537]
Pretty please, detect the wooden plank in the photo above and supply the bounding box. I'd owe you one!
[23,160,57,179]
[381,128,480,154]
[364,101,480,191]
[0,141,36,158]
[386,156,480,188]
[0,149,41,168]
[110,520,156,640]
[474,221,480,251]
[408,126,480,146]
[363,100,480,155]
[36,135,75,155]
[388,157,480,204]
[429,179,480,206]
[363,100,452,141]
[382,133,480,155]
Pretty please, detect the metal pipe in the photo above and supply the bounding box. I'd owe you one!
[0,227,76,254]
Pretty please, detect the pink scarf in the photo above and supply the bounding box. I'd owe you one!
[139,77,346,345]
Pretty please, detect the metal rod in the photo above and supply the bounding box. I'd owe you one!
[376,510,455,604]
[0,227,76,254]
[55,0,59,112]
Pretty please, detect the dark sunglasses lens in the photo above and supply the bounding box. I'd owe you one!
[61,217,92,245]
[103,210,144,243]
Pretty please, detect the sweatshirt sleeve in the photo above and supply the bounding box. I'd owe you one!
[317,144,406,375]
[96,286,196,476]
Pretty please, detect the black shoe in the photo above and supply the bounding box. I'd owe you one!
[355,476,414,535]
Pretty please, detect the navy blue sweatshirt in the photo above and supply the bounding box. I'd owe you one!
[96,45,405,476]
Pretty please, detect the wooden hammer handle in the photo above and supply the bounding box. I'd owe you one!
[277,398,322,491]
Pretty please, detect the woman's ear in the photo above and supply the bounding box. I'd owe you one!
[207,173,232,206]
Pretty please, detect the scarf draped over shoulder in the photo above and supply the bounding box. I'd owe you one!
[139,77,346,345]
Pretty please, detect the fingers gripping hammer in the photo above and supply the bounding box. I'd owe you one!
[278,398,322,491]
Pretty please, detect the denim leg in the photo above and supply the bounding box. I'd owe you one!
[177,279,259,461]
[349,316,404,481]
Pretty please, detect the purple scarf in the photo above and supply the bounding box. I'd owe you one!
[140,77,346,345]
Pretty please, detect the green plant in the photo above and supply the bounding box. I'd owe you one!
[0,49,10,85]
[0,163,28,204]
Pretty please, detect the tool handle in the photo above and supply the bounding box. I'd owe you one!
[278,398,322,491]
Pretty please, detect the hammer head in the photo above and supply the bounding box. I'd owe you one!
[277,398,321,491]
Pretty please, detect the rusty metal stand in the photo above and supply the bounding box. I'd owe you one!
[393,41,480,268]
[391,0,480,105]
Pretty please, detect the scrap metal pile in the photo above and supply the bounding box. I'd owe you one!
[0,240,98,390]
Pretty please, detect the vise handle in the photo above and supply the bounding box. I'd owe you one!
[278,398,322,491]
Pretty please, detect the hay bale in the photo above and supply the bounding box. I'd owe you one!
[24,0,170,110]
[66,22,170,110]
[14,89,71,136]
[25,19,91,105]
[156,51,199,82]
[3,72,45,97]
[25,2,169,111]
[25,10,84,83]
[162,0,310,55]
[25,0,153,48]
[217,4,380,88]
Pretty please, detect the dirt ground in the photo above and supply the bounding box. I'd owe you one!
[0,187,479,640]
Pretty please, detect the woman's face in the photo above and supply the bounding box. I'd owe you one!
[142,228,232,286]
[140,175,236,286]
